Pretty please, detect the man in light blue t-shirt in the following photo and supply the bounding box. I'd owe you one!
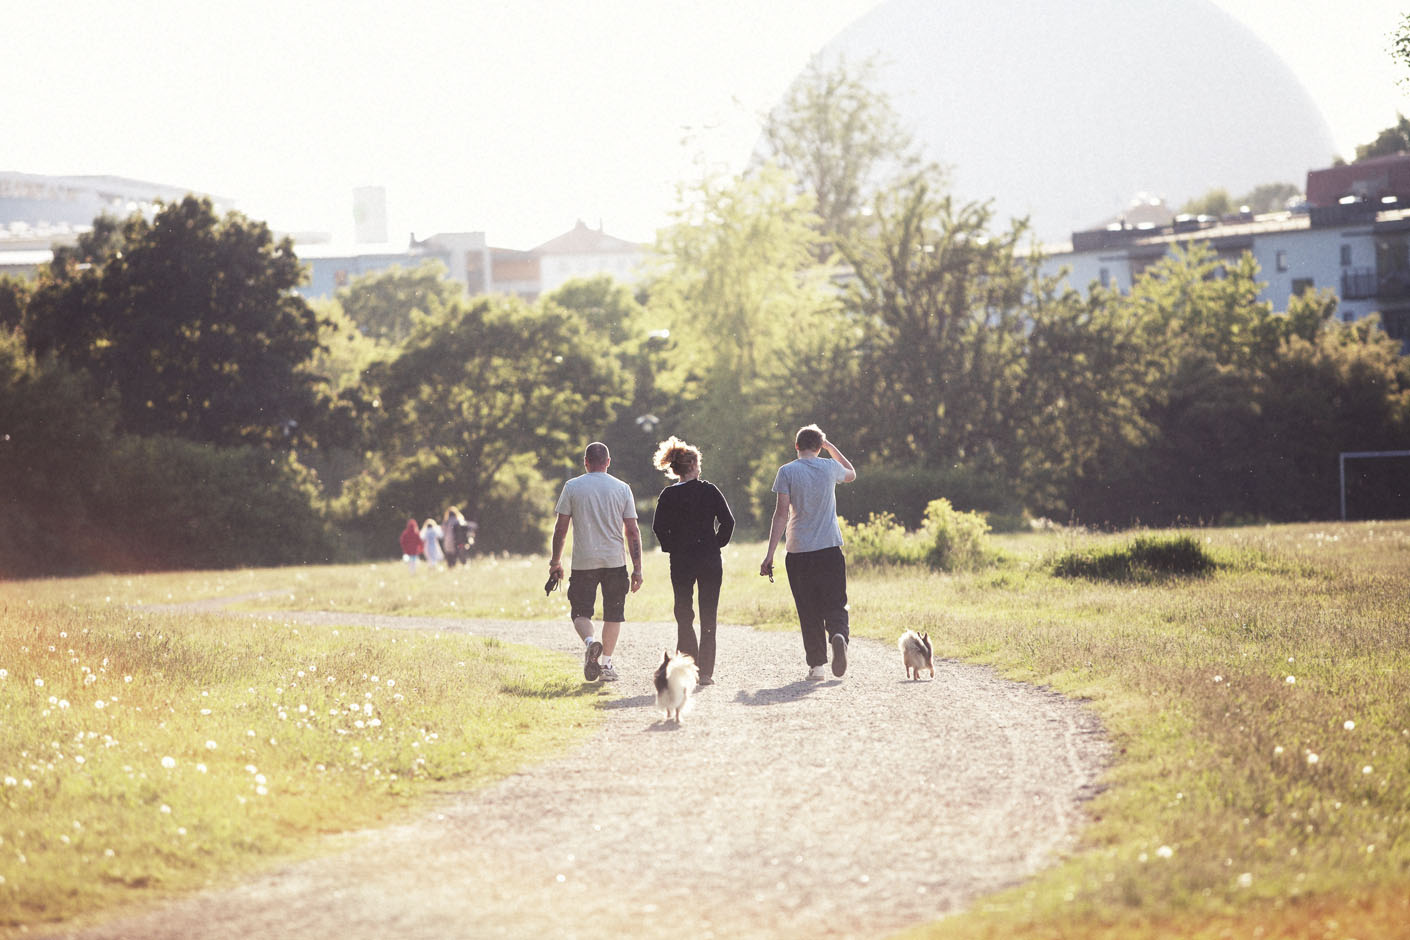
[550,442,643,682]
[760,424,857,681]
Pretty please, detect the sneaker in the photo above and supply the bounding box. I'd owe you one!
[830,634,848,677]
[584,640,603,681]
[805,665,827,681]
[599,662,619,682]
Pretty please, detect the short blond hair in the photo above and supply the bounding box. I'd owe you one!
[652,435,701,481]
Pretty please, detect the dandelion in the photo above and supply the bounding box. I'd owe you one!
[1274,746,1284,755]
[386,679,395,688]
[1307,753,1320,765]
[34,678,43,687]
[94,700,105,709]
[58,699,70,710]
[200,708,212,715]
[255,785,268,796]
[245,764,257,774]
[177,827,187,836]
[1213,675,1223,683]
[3,777,15,786]
[1237,872,1253,888]
[1344,720,1355,731]
[1285,676,1296,684]
[205,740,217,750]
[1156,845,1174,859]
[74,756,85,765]
[196,764,208,774]
[124,676,132,683]
[159,804,171,814]
[0,668,7,678]
[1363,765,1374,775]
[161,756,176,769]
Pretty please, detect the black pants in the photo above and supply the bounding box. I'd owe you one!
[785,546,849,668]
[669,551,722,680]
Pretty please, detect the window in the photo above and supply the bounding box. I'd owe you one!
[1276,250,1288,272]
[1291,277,1314,296]
[1098,267,1110,287]
[1340,244,1352,267]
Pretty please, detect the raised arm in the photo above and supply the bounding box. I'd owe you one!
[820,436,857,483]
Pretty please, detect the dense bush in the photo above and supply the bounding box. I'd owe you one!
[835,465,1024,530]
[1051,533,1216,582]
[88,437,340,571]
[921,498,993,571]
[838,499,992,571]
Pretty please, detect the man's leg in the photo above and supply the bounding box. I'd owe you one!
[785,551,829,668]
[567,571,604,680]
[600,620,622,656]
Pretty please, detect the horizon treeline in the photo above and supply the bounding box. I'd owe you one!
[2,60,1407,577]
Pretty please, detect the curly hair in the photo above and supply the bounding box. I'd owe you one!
[652,435,701,481]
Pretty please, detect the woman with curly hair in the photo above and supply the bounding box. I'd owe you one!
[651,436,735,685]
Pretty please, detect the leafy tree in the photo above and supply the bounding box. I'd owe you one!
[759,53,928,261]
[332,259,461,344]
[649,164,838,518]
[0,275,29,330]
[355,295,628,548]
[1240,182,1301,213]
[22,197,326,446]
[1353,113,1410,162]
[1179,188,1234,217]
[0,329,117,576]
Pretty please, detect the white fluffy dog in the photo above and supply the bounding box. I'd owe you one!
[653,650,699,722]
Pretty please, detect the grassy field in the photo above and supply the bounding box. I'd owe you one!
[0,585,602,931]
[4,520,1409,937]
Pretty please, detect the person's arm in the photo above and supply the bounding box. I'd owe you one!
[652,492,671,550]
[549,513,571,580]
[820,435,857,483]
[714,485,735,547]
[624,518,644,592]
[760,492,790,576]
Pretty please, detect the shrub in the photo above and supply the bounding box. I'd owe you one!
[921,498,993,571]
[838,512,927,566]
[835,465,1025,530]
[1052,533,1216,582]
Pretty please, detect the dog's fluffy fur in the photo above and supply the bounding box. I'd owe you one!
[653,649,699,722]
[898,630,934,680]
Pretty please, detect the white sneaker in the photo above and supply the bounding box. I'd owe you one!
[805,665,827,681]
[599,663,620,682]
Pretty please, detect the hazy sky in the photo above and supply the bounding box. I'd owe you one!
[4,0,1406,248]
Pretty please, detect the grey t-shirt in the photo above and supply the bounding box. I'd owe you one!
[554,471,638,570]
[771,456,850,553]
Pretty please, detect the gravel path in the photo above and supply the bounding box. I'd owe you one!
[45,609,1108,940]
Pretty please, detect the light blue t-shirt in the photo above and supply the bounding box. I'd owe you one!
[554,470,637,570]
[771,456,850,553]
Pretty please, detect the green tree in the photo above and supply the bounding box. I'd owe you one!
[759,54,928,261]
[23,197,326,446]
[355,295,628,548]
[1353,113,1410,162]
[332,259,461,344]
[649,164,838,517]
[1179,187,1234,217]
[1240,182,1301,213]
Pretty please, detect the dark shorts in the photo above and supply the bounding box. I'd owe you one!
[567,566,629,623]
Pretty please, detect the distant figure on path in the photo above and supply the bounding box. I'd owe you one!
[760,424,857,681]
[421,518,444,569]
[442,507,468,568]
[549,442,643,682]
[399,518,423,572]
[651,436,734,686]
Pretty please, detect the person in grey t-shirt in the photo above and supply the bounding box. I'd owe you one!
[760,424,857,681]
[550,442,644,682]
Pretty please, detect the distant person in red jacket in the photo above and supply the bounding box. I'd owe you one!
[399,518,423,571]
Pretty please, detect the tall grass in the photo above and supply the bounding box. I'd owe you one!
[0,600,599,929]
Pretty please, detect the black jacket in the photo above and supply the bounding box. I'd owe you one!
[652,479,734,554]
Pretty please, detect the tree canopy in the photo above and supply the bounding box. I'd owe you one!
[22,197,326,446]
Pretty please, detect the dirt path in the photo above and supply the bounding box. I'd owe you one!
[45,610,1108,939]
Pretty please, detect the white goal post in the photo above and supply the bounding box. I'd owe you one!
[1339,450,1410,521]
